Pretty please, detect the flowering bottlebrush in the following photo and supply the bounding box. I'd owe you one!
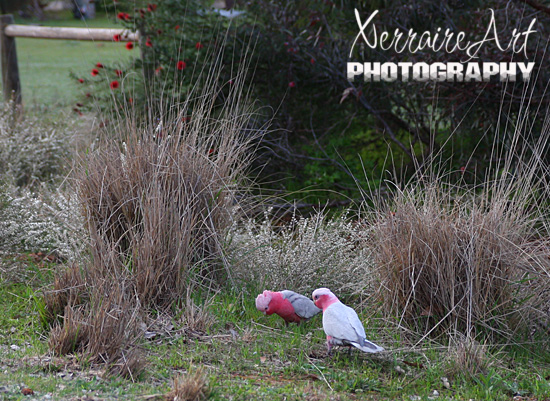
[77,0,219,115]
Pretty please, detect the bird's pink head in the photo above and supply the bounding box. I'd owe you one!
[255,290,275,315]
[312,288,339,310]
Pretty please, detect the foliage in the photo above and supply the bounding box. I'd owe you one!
[0,186,84,258]
[229,210,374,296]
[86,0,229,119]
[85,1,550,201]
[0,105,85,258]
[0,103,72,187]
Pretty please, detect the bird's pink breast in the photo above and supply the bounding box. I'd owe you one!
[272,294,301,323]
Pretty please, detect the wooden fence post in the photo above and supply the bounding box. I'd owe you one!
[0,14,21,104]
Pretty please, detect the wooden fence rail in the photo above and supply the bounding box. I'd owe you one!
[0,14,139,104]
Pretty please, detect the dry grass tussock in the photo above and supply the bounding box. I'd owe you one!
[48,274,144,379]
[179,289,216,336]
[367,147,550,340]
[229,210,374,295]
[47,53,260,377]
[166,368,210,401]
[78,73,257,307]
[445,334,496,378]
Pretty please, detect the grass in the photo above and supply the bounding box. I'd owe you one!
[2,257,550,400]
[12,11,133,108]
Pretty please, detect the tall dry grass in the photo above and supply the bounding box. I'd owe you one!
[46,45,262,377]
[366,108,550,341]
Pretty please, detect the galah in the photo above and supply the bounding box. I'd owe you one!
[255,290,321,324]
[312,287,384,354]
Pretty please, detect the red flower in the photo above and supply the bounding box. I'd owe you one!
[117,12,129,20]
[177,60,186,70]
[126,42,134,50]
[115,69,123,76]
[110,80,120,89]
[76,102,83,107]
[155,66,163,75]
[174,25,180,31]
[113,33,121,42]
[85,92,91,98]
[310,57,315,64]
[128,97,133,104]
[145,37,153,47]
[91,68,99,76]
[195,42,204,50]
[460,166,466,172]
[78,78,84,83]
[288,81,296,88]
[157,29,162,35]
[147,3,157,11]
[96,62,104,68]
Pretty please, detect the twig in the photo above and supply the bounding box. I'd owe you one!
[306,355,333,392]
[517,0,550,16]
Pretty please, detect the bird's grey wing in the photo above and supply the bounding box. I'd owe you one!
[281,290,321,319]
[343,303,367,342]
[341,303,383,351]
[323,303,359,342]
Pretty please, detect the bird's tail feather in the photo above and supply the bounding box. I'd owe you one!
[351,340,384,353]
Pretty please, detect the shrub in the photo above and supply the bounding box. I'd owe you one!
[0,185,85,258]
[0,103,73,187]
[229,210,374,296]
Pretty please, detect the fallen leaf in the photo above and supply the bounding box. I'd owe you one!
[403,360,424,369]
[21,387,34,396]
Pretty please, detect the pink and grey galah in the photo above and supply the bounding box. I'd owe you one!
[255,290,321,324]
[312,287,384,354]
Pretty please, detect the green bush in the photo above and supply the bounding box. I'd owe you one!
[85,0,550,202]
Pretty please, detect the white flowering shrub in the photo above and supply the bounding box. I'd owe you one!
[0,104,73,187]
[0,185,86,259]
[0,104,87,259]
[229,210,374,295]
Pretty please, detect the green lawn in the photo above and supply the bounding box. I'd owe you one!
[2,256,550,400]
[11,11,134,108]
